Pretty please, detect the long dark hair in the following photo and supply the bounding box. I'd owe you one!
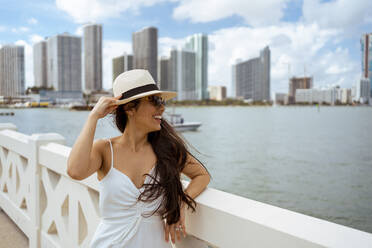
[113,98,210,224]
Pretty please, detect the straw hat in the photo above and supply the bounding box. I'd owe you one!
[113,69,177,105]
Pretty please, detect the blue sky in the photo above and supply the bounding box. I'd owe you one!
[0,0,371,96]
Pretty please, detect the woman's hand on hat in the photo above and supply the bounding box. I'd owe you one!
[89,95,121,120]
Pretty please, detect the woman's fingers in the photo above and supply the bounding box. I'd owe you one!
[175,223,181,241]
[180,204,187,237]
[164,222,186,244]
[163,221,169,242]
[169,224,176,244]
[181,221,187,238]
[112,95,122,105]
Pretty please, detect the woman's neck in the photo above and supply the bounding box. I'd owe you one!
[120,122,149,152]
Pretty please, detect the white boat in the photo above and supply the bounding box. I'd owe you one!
[165,113,202,132]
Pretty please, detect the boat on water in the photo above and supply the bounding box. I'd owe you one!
[164,113,201,132]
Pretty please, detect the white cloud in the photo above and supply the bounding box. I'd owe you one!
[55,0,168,23]
[29,34,44,44]
[302,0,372,30]
[102,40,132,89]
[75,26,83,36]
[15,40,34,88]
[158,36,186,57]
[207,23,358,96]
[173,0,289,26]
[12,27,30,33]
[28,18,38,25]
[0,26,6,32]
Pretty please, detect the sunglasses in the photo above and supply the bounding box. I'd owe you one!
[145,95,166,107]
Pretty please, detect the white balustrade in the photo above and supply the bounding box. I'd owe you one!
[0,122,372,248]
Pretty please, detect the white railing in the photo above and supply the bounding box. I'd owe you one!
[0,122,372,248]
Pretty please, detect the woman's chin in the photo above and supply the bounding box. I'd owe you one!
[154,125,161,131]
[148,125,161,133]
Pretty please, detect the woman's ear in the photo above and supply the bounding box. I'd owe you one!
[126,108,134,117]
[123,100,139,117]
[124,103,136,117]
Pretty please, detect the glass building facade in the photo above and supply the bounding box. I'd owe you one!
[361,33,372,97]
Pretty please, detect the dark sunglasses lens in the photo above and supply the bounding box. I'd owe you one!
[154,96,165,106]
[148,96,165,106]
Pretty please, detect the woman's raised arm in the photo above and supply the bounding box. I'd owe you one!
[66,96,119,180]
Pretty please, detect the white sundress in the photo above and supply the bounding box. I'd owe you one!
[90,139,172,248]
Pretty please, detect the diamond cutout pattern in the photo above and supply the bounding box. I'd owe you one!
[46,168,61,190]
[48,221,58,234]
[61,195,69,228]
[41,166,100,246]
[0,148,31,216]
[78,202,87,245]
[20,197,27,209]
[0,140,102,247]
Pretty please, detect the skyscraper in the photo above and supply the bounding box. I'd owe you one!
[184,33,208,100]
[132,27,158,81]
[158,56,171,90]
[47,33,82,92]
[169,49,196,101]
[112,54,133,83]
[356,78,370,104]
[233,46,271,102]
[260,46,270,101]
[83,24,102,93]
[361,33,372,97]
[33,41,48,87]
[0,45,25,97]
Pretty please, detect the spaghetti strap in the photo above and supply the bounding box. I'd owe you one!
[107,139,114,169]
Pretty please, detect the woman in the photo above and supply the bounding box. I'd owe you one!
[67,69,210,247]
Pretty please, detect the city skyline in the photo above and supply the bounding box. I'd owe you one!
[0,0,371,97]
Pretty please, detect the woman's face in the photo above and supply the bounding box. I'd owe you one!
[130,94,165,132]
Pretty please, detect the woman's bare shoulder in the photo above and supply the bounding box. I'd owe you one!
[93,138,108,151]
[93,136,121,154]
[93,137,117,173]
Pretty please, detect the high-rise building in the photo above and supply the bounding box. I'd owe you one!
[288,76,313,104]
[260,46,270,101]
[356,78,370,104]
[340,88,352,104]
[83,24,102,93]
[184,33,208,100]
[47,33,82,92]
[169,49,196,101]
[0,45,25,97]
[33,41,48,88]
[112,54,133,83]
[361,33,372,97]
[132,27,158,81]
[158,56,171,90]
[233,46,270,102]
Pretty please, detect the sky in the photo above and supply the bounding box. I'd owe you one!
[0,0,371,96]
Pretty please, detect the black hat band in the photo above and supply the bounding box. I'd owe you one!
[121,84,159,99]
